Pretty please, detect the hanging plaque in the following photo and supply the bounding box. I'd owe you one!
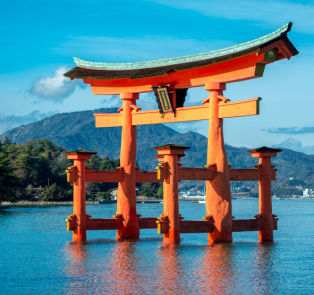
[157,87,173,113]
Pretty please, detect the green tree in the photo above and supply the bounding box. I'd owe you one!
[0,147,20,202]
[85,156,120,195]
[99,189,112,201]
[42,183,63,201]
[139,182,162,198]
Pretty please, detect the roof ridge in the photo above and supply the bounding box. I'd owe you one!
[73,23,292,71]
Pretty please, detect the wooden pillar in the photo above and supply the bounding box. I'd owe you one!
[205,82,233,243]
[248,147,281,242]
[64,150,96,241]
[117,92,140,238]
[153,144,190,244]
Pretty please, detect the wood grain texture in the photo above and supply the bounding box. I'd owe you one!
[94,98,260,128]
[139,217,158,229]
[232,219,262,232]
[86,218,122,230]
[218,98,261,118]
[179,168,214,181]
[180,220,215,233]
[85,171,124,182]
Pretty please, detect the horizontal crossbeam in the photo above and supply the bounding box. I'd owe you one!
[136,172,163,183]
[180,220,215,233]
[87,218,121,230]
[66,218,122,231]
[67,217,278,232]
[179,168,215,181]
[232,219,262,232]
[94,98,261,128]
[229,169,276,181]
[139,217,158,229]
[85,171,124,182]
[67,167,276,183]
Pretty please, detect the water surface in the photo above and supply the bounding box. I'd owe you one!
[1,200,313,294]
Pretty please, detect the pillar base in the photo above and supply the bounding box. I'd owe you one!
[208,232,233,244]
[72,234,87,241]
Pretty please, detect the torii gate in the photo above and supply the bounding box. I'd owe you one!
[64,23,298,243]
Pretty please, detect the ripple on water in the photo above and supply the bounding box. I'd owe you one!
[0,200,314,294]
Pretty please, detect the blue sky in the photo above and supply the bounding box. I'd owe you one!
[1,0,314,150]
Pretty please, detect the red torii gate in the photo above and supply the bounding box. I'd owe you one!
[64,23,298,243]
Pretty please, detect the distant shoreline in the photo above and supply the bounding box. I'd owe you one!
[0,201,100,207]
[1,198,312,208]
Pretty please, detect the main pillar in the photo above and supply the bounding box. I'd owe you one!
[205,82,233,243]
[153,144,190,244]
[64,150,96,241]
[248,147,281,242]
[117,92,140,238]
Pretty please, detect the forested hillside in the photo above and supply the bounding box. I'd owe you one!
[1,108,314,199]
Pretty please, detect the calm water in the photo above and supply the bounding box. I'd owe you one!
[1,199,314,294]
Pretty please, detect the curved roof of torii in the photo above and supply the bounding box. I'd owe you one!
[64,23,298,81]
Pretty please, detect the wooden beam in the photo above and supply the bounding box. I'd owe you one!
[94,113,123,128]
[230,169,261,181]
[136,171,162,183]
[229,169,276,181]
[218,98,261,118]
[232,219,262,232]
[179,168,214,181]
[85,171,124,182]
[180,220,215,233]
[91,85,153,95]
[67,171,76,182]
[69,167,276,183]
[139,217,158,229]
[86,218,122,230]
[190,64,265,86]
[94,98,261,128]
[273,218,278,230]
[132,105,209,126]
[66,219,76,231]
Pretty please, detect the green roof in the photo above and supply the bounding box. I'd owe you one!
[74,23,292,71]
[247,147,282,153]
[63,149,97,155]
[152,144,190,150]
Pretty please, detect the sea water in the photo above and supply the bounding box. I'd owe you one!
[0,199,313,294]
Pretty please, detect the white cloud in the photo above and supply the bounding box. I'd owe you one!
[146,0,314,34]
[29,66,85,102]
[0,110,57,135]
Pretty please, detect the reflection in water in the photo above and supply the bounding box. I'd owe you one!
[106,239,144,294]
[65,240,90,294]
[64,239,278,294]
[156,243,187,294]
[253,242,279,294]
[1,201,312,294]
[195,243,236,295]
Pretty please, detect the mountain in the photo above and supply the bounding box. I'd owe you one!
[272,138,314,155]
[1,108,314,188]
